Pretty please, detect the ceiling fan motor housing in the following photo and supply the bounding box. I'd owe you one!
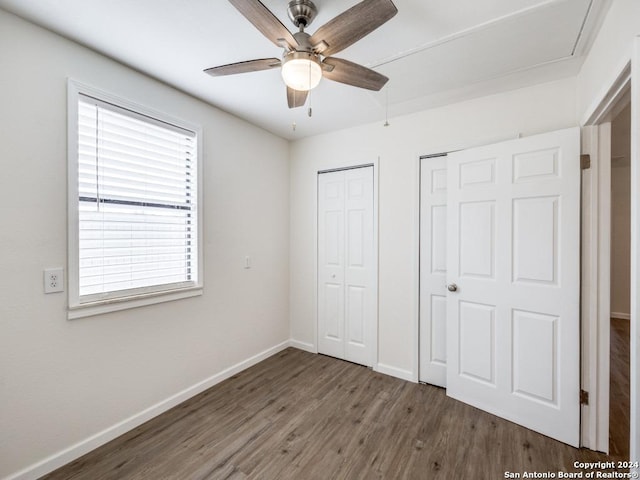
[292,30,314,52]
[287,0,317,28]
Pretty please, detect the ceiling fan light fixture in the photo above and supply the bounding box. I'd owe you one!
[281,52,322,91]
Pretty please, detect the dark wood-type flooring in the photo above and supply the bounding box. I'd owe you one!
[42,348,627,480]
[610,316,631,458]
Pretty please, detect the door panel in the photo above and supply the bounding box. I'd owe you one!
[324,211,342,265]
[323,283,342,339]
[346,285,365,345]
[459,300,496,385]
[512,196,559,284]
[512,148,559,182]
[459,158,496,187]
[512,309,558,404]
[318,166,374,367]
[430,295,447,365]
[446,127,581,447]
[431,205,447,273]
[419,156,448,386]
[459,201,496,278]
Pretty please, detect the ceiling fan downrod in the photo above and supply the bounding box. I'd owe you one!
[287,0,317,29]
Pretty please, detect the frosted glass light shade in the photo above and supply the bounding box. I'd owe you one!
[281,53,322,91]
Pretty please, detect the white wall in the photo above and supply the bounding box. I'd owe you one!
[611,104,631,318]
[0,10,290,479]
[289,78,578,380]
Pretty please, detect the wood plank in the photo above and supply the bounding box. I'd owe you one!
[41,348,627,480]
[610,316,630,458]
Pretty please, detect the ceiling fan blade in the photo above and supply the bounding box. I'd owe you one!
[228,0,298,50]
[310,0,397,56]
[287,86,308,108]
[204,58,281,77]
[322,57,388,91]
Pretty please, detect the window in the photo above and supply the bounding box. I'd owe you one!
[68,80,203,318]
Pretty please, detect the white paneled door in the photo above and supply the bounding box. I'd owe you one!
[419,155,449,387]
[318,166,375,367]
[445,127,581,446]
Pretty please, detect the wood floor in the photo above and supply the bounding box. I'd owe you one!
[42,348,627,480]
[610,317,631,458]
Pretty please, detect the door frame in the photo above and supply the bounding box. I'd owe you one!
[631,37,640,469]
[581,57,632,454]
[314,162,380,369]
[580,121,613,453]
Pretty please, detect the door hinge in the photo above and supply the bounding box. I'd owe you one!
[580,389,589,405]
[581,154,591,170]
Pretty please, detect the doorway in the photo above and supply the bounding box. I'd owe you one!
[579,60,633,455]
[610,101,632,458]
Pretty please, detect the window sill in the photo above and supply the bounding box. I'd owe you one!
[68,287,203,320]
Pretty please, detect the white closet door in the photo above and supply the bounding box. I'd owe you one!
[318,171,346,360]
[343,167,375,365]
[318,166,375,366]
[446,127,581,446]
[419,156,448,386]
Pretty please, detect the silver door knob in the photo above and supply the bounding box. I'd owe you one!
[447,283,458,292]
[331,274,336,278]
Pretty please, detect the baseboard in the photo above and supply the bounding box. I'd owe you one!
[611,312,631,320]
[375,362,416,382]
[5,340,290,480]
[289,344,418,384]
[288,339,316,353]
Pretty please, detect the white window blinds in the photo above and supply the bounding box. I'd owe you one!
[77,95,198,300]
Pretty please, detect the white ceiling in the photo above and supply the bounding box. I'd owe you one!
[0,0,610,140]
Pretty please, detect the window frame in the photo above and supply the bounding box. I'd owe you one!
[67,79,204,319]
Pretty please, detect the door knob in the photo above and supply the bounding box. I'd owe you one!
[331,274,336,279]
[447,283,458,292]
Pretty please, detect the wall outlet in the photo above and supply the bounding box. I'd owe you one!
[44,268,64,294]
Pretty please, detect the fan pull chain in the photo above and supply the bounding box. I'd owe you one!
[308,60,313,117]
[384,87,390,127]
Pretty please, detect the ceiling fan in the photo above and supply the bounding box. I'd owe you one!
[204,0,398,109]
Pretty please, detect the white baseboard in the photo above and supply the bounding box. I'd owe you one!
[5,340,290,480]
[289,343,418,384]
[375,363,416,383]
[611,312,631,320]
[288,339,316,353]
